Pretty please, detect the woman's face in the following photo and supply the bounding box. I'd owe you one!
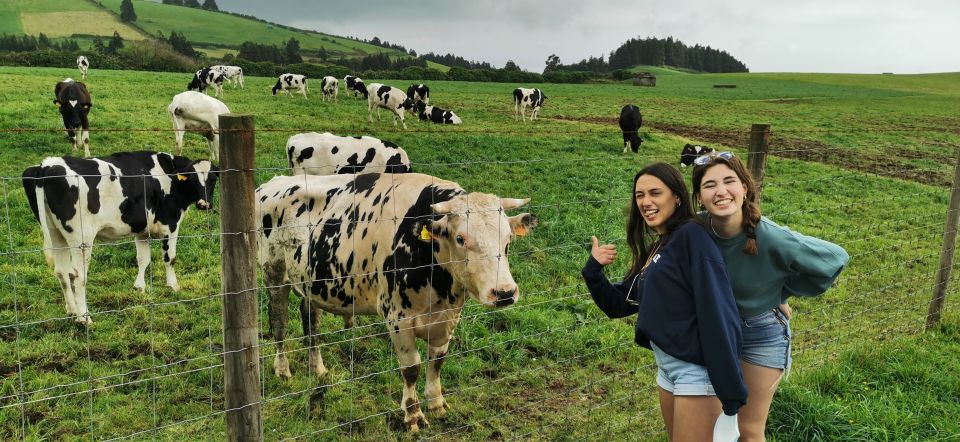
[635,174,678,234]
[697,164,747,219]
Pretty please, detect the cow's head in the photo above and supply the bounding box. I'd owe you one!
[627,133,643,153]
[158,153,219,210]
[679,143,715,167]
[419,193,538,307]
[271,79,283,95]
[400,97,415,114]
[414,101,428,119]
[53,81,91,129]
[187,76,203,92]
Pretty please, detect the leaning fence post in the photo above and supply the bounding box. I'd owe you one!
[219,114,262,441]
[747,124,771,203]
[926,144,960,330]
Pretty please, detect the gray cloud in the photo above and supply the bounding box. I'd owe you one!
[215,0,960,73]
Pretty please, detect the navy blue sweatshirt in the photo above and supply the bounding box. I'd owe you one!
[581,221,747,415]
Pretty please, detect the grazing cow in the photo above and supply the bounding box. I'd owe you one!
[513,87,546,121]
[406,83,430,104]
[367,83,414,130]
[54,78,92,158]
[168,91,231,163]
[22,152,218,325]
[76,56,89,80]
[273,73,308,99]
[257,172,538,431]
[321,76,339,102]
[286,132,412,175]
[619,104,644,153]
[209,65,244,88]
[679,143,716,167]
[414,102,462,125]
[344,75,367,99]
[188,68,225,98]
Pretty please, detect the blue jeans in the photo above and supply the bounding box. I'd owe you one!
[741,308,792,370]
[650,341,717,396]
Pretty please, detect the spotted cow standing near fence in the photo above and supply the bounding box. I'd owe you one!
[188,68,225,98]
[209,65,244,88]
[257,172,538,431]
[22,152,218,325]
[513,87,546,121]
[54,78,92,157]
[168,91,231,163]
[619,104,644,153]
[77,56,89,81]
[406,84,430,104]
[367,83,414,130]
[344,75,367,99]
[321,76,339,102]
[286,132,412,175]
[273,73,308,99]
[414,102,462,125]
[679,143,715,167]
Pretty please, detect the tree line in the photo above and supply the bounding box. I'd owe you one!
[549,36,748,73]
[0,34,80,52]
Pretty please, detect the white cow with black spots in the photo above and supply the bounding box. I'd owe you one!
[77,56,89,80]
[367,83,414,130]
[321,76,339,102]
[209,65,245,88]
[273,73,308,99]
[168,91,231,162]
[513,87,547,121]
[286,132,412,175]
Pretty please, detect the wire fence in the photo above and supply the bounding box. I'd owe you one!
[1,121,958,441]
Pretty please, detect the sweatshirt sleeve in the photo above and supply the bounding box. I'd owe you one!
[581,254,639,319]
[686,228,748,416]
[781,231,850,299]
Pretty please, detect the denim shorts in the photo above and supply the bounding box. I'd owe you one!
[650,341,717,396]
[741,308,792,371]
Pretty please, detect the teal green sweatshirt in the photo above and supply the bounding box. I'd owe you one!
[711,216,849,318]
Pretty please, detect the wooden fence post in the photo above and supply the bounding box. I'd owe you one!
[747,124,770,203]
[926,145,960,330]
[219,114,262,441]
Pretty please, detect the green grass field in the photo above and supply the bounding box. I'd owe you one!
[0,66,958,440]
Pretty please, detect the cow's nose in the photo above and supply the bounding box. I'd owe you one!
[196,200,210,210]
[493,288,517,307]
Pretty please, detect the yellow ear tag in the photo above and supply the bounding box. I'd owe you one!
[419,225,433,241]
[177,174,188,181]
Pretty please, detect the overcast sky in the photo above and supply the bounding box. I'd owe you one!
[214,0,960,74]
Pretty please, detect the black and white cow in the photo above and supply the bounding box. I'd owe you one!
[273,73,308,99]
[619,104,644,153]
[168,91,231,162]
[320,76,339,102]
[257,173,538,431]
[77,55,89,81]
[209,65,244,88]
[188,68,225,98]
[286,132,412,175]
[513,87,546,121]
[367,83,414,130]
[406,83,430,104]
[414,102,462,125]
[54,78,92,158]
[344,75,367,99]
[22,152,218,325]
[679,143,716,167]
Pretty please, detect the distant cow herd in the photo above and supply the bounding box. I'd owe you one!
[24,55,719,432]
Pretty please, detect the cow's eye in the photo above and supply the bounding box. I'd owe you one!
[455,234,465,246]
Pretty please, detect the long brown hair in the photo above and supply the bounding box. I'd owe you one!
[691,153,762,255]
[626,163,695,280]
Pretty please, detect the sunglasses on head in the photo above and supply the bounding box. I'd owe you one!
[693,151,735,167]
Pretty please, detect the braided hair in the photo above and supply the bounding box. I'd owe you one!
[691,154,761,255]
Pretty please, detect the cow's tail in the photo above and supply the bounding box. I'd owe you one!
[22,166,54,266]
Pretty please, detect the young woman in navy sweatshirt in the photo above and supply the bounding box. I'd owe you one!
[582,162,747,441]
[692,152,848,441]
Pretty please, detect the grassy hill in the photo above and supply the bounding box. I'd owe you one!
[1,0,439,66]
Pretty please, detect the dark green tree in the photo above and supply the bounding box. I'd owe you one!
[106,31,124,55]
[92,37,106,54]
[167,31,197,57]
[284,37,302,64]
[544,54,560,72]
[201,0,219,11]
[120,0,138,22]
[184,0,201,8]
[162,0,185,5]
[317,46,328,61]
[504,60,520,71]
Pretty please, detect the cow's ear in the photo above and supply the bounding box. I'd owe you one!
[509,213,538,237]
[500,198,530,211]
[82,103,92,109]
[157,153,176,175]
[413,219,441,243]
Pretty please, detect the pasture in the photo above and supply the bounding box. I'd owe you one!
[0,65,958,440]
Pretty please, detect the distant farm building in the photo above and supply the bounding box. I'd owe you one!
[633,72,657,87]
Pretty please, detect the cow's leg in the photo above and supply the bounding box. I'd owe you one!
[81,129,90,157]
[49,231,78,316]
[368,102,375,122]
[161,235,180,291]
[425,339,451,417]
[72,238,94,325]
[389,321,428,431]
[398,112,407,130]
[172,119,185,156]
[303,299,328,377]
[623,139,629,153]
[265,260,292,379]
[301,87,308,100]
[133,237,151,291]
[376,107,383,122]
[67,129,78,152]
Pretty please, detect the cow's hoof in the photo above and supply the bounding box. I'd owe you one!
[275,366,292,380]
[133,283,145,292]
[167,282,180,292]
[75,313,93,326]
[405,413,429,432]
[428,400,449,417]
